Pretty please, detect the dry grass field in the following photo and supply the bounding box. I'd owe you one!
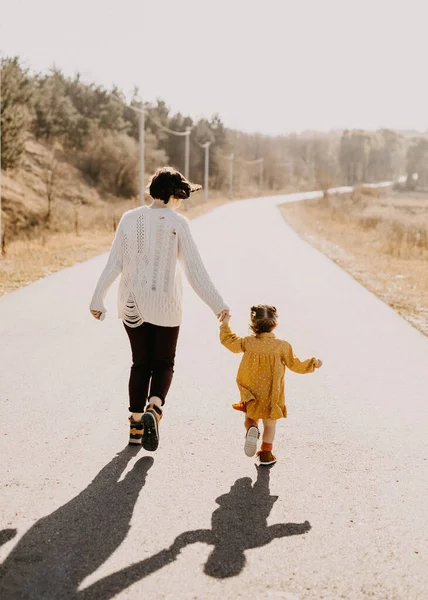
[0,195,228,296]
[281,188,428,336]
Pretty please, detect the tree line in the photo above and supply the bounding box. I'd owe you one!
[2,56,428,199]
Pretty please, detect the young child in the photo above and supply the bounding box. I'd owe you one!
[220,305,322,466]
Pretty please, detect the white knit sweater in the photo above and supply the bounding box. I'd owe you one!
[90,206,228,327]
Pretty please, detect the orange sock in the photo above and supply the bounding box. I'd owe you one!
[261,442,273,452]
[245,417,258,431]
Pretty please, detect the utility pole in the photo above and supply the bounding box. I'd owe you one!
[229,154,234,200]
[0,160,2,256]
[276,161,290,191]
[139,106,145,204]
[0,68,2,256]
[203,142,211,202]
[184,126,191,179]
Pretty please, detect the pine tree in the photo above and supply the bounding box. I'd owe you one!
[1,58,33,170]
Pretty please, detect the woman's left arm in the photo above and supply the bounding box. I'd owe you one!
[177,218,228,317]
[89,218,124,318]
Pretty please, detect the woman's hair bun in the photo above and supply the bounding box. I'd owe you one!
[148,167,201,203]
[173,186,190,200]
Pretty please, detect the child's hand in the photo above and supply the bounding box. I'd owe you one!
[315,359,323,369]
[219,310,231,325]
[217,309,229,322]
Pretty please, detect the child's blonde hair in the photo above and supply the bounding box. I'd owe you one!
[250,305,278,335]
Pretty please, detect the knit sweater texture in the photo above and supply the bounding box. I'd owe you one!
[90,206,228,327]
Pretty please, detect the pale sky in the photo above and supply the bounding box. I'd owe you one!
[1,0,427,135]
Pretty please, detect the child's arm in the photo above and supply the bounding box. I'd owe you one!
[282,341,322,373]
[219,317,245,354]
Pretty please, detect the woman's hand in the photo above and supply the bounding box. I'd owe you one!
[90,309,103,320]
[218,309,230,324]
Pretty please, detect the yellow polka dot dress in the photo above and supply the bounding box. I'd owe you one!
[220,324,317,421]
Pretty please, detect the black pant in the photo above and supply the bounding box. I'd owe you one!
[124,322,180,412]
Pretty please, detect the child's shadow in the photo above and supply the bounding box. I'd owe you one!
[82,465,311,598]
[174,464,311,578]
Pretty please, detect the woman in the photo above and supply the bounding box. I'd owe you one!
[90,167,229,451]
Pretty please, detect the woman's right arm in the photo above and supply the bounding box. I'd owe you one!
[89,218,124,317]
[177,218,228,317]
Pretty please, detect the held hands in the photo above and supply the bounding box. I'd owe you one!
[315,359,323,369]
[217,309,231,324]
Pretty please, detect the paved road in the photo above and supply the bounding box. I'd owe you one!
[1,192,428,600]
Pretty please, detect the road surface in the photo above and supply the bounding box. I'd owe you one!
[1,191,428,599]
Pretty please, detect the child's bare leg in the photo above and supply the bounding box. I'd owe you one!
[256,420,277,464]
[261,419,276,451]
[262,419,276,443]
[244,417,259,431]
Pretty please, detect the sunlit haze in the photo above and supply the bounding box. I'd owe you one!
[1,0,427,135]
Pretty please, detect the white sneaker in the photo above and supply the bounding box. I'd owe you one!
[244,426,259,457]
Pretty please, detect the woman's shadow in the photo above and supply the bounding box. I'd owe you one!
[80,465,311,599]
[1,457,310,600]
[0,447,153,600]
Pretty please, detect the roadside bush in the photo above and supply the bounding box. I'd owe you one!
[79,129,139,198]
[33,72,78,142]
[358,215,382,230]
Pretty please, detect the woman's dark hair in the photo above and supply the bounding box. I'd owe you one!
[250,304,278,335]
[148,167,201,203]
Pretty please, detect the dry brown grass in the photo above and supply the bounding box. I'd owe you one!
[281,189,428,336]
[324,188,428,259]
[0,231,116,293]
[0,194,229,295]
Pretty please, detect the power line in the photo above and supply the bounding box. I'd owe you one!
[238,157,264,165]
[112,94,192,136]
[112,94,265,201]
[216,153,264,198]
[145,112,192,137]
